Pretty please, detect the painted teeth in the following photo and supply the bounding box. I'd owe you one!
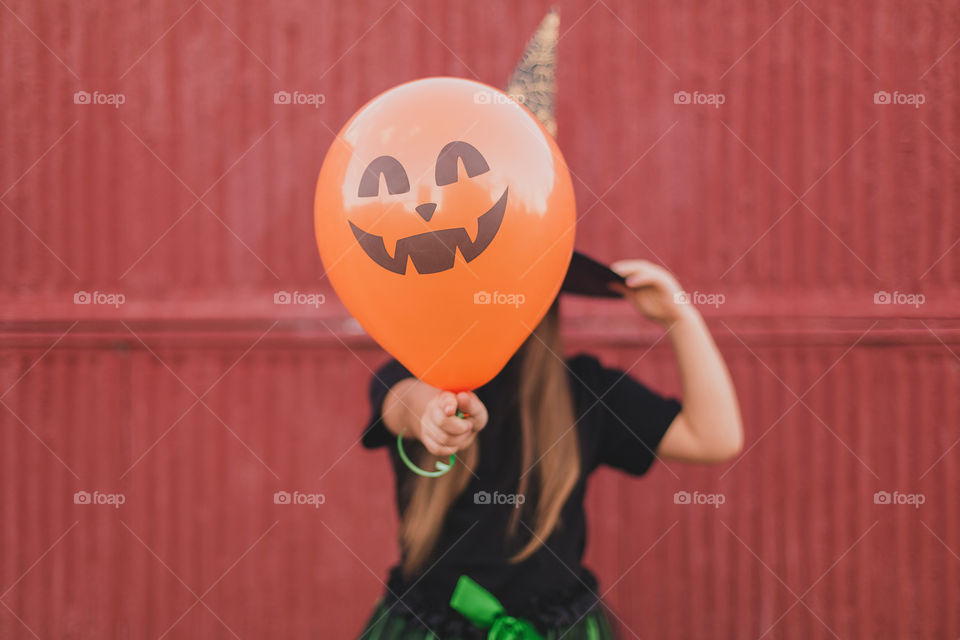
[463,216,479,244]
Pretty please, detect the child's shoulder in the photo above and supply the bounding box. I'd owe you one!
[565,352,607,377]
[566,352,598,366]
[565,353,638,393]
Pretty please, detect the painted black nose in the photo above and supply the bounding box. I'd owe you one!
[415,202,437,221]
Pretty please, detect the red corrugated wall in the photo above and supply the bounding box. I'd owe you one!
[2,1,959,638]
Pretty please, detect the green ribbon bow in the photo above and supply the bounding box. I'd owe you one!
[449,575,544,640]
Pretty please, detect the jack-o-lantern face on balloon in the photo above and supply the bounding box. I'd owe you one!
[348,141,508,275]
[315,78,575,392]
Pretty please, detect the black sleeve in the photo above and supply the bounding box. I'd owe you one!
[571,354,682,476]
[362,357,414,449]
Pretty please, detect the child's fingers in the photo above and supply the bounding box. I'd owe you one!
[611,260,680,291]
[428,391,459,425]
[456,392,488,430]
[422,426,470,456]
[437,391,458,415]
[427,417,475,446]
[609,281,634,296]
[442,431,475,452]
[624,273,661,288]
[422,437,458,457]
[612,265,665,289]
[436,415,473,438]
[420,392,483,456]
[610,259,653,278]
[446,415,480,436]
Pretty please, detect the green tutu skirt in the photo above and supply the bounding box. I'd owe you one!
[358,599,617,640]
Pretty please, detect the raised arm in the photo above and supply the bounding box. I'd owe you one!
[611,260,743,463]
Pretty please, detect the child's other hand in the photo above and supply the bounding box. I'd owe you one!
[610,259,692,326]
[417,390,488,457]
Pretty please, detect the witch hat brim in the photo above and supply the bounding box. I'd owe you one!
[561,251,626,298]
[505,9,624,299]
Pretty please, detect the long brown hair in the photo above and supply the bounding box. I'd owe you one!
[399,300,580,575]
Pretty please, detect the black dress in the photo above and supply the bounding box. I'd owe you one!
[358,349,681,639]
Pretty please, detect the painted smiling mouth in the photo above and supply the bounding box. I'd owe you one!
[348,188,508,275]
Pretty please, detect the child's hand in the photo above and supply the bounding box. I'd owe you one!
[610,259,691,326]
[417,390,488,457]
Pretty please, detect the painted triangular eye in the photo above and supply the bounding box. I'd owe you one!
[435,141,489,186]
[358,156,410,197]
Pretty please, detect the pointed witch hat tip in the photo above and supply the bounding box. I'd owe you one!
[505,8,559,137]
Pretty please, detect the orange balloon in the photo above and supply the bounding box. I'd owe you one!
[315,77,575,391]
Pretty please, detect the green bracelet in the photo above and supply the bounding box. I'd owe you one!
[396,409,463,478]
[397,431,456,477]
